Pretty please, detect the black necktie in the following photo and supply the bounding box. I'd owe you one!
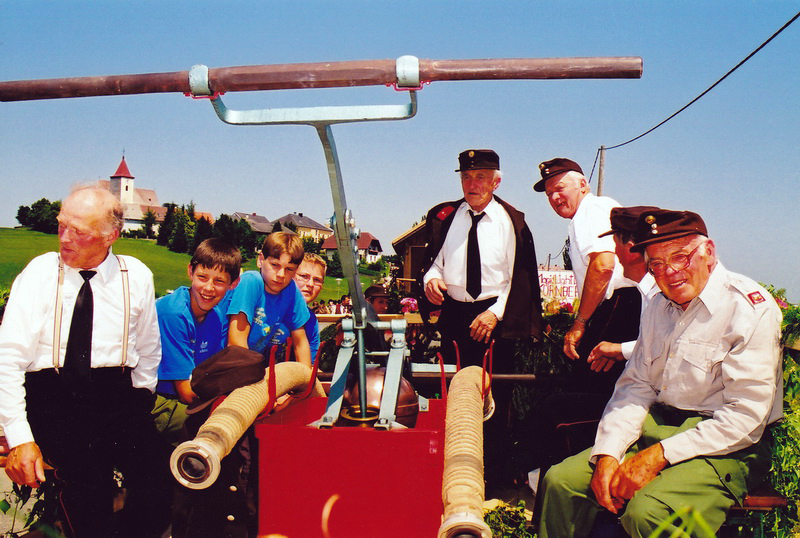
[466,211,485,300]
[64,270,96,383]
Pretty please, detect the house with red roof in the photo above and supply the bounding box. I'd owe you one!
[321,231,383,264]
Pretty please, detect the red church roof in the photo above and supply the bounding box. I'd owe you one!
[111,156,134,179]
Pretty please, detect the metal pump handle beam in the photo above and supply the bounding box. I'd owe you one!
[0,56,642,102]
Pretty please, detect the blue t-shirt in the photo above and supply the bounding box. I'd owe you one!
[155,286,230,396]
[226,271,310,354]
[270,309,320,364]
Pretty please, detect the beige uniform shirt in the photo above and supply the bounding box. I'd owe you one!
[592,262,783,464]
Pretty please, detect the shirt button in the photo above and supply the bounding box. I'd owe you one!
[725,473,732,482]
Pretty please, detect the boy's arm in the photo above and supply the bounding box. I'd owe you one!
[228,312,252,348]
[174,380,198,405]
[290,327,312,367]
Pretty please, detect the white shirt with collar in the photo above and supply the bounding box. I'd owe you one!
[0,250,162,447]
[423,198,515,320]
[568,193,635,298]
[620,272,661,360]
[591,262,783,465]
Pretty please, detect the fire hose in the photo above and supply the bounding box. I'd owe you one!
[171,361,325,490]
[438,366,495,538]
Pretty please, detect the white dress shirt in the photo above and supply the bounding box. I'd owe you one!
[591,262,783,465]
[423,198,515,320]
[568,193,635,298]
[0,250,162,447]
[620,272,660,360]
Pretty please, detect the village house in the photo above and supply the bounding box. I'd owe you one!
[322,231,383,264]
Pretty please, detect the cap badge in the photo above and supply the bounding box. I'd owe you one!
[747,291,766,305]
[539,163,545,170]
[645,215,656,224]
[468,150,475,158]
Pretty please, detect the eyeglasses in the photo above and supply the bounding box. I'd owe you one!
[295,272,324,287]
[647,244,701,276]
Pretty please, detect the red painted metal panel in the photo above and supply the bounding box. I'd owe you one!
[255,397,446,537]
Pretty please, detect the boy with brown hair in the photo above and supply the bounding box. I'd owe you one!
[227,232,312,366]
[153,237,242,443]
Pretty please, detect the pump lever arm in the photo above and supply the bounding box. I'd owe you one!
[0,56,642,102]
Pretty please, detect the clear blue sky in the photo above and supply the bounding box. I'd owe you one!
[1,1,798,300]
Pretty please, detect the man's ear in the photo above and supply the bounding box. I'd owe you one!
[493,176,501,191]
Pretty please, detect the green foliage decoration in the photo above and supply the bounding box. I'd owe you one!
[483,500,533,538]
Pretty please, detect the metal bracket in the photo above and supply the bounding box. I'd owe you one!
[189,61,420,428]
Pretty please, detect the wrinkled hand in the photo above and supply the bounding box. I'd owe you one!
[587,341,624,372]
[469,310,498,343]
[5,442,46,488]
[424,278,448,306]
[610,443,667,502]
[563,321,586,360]
[590,456,624,514]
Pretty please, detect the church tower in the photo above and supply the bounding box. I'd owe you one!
[109,156,135,204]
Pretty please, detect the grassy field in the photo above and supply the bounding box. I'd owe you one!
[0,228,377,299]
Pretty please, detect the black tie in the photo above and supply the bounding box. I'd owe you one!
[64,270,96,383]
[466,211,485,300]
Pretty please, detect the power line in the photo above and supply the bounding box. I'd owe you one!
[604,10,800,152]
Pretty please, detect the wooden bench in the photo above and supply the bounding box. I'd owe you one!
[723,482,787,538]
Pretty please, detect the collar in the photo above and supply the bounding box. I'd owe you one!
[666,261,725,315]
[459,197,502,220]
[571,192,595,221]
[63,248,117,283]
[638,272,658,298]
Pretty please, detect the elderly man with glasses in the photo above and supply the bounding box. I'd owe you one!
[536,209,783,538]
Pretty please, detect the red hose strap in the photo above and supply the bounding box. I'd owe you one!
[437,351,447,406]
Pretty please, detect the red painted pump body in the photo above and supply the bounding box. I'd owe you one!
[255,397,446,537]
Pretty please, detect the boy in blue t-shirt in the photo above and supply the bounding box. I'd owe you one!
[270,253,327,363]
[152,238,241,444]
[227,232,312,366]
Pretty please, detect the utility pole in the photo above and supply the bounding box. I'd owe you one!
[597,145,606,196]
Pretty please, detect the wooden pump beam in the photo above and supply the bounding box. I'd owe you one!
[0,56,642,102]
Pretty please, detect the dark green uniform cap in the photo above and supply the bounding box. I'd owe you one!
[631,209,708,252]
[455,149,500,172]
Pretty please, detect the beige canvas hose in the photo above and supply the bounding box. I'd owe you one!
[438,365,494,538]
[171,361,325,489]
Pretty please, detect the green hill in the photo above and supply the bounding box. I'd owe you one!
[0,228,376,300]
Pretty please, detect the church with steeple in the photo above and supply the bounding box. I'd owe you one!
[99,156,164,232]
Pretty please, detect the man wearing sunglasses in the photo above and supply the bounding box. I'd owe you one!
[538,209,783,538]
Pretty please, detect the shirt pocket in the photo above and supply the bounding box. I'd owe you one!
[671,338,724,403]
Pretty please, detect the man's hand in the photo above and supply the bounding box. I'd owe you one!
[563,320,586,360]
[5,442,46,488]
[588,341,624,372]
[590,456,624,514]
[610,443,668,502]
[424,278,448,306]
[469,310,498,343]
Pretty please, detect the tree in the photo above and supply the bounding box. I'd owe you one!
[141,209,157,239]
[168,209,192,254]
[284,220,298,233]
[302,236,323,254]
[272,221,283,233]
[213,214,257,261]
[157,203,176,246]
[27,198,61,234]
[191,216,214,253]
[562,237,572,271]
[16,205,31,226]
[234,219,257,260]
[327,250,343,278]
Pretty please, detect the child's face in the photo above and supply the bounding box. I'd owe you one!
[258,253,298,295]
[294,261,325,304]
[187,264,235,319]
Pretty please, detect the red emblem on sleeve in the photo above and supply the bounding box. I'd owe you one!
[437,205,455,221]
[747,291,765,305]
